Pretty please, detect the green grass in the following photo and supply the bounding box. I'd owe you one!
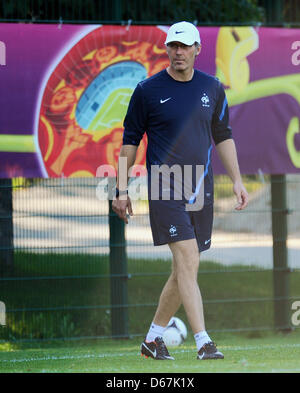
[1,252,300,373]
[0,331,300,373]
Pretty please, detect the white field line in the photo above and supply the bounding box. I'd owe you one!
[1,343,300,364]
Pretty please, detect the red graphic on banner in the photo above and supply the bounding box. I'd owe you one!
[38,25,168,177]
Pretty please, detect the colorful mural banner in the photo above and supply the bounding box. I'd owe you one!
[0,23,300,178]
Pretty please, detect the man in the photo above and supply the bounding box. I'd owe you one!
[112,21,248,360]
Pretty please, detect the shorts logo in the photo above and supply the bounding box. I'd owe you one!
[169,224,178,237]
[201,93,210,107]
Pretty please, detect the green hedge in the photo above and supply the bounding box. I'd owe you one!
[1,252,299,341]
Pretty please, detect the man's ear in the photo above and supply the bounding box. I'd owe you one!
[195,44,202,56]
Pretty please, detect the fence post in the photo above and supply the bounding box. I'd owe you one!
[109,199,129,338]
[0,178,14,276]
[265,0,283,25]
[112,0,123,21]
[271,174,290,331]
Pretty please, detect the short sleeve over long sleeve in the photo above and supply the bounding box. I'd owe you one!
[211,82,232,145]
[123,83,147,146]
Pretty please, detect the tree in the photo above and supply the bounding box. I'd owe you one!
[0,0,266,25]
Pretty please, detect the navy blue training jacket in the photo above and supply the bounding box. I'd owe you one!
[123,69,232,202]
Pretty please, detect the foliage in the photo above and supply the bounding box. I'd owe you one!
[0,0,265,24]
[1,253,299,341]
[123,0,265,24]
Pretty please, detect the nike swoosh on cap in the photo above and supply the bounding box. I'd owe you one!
[175,31,184,34]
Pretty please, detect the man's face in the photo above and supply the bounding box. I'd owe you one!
[166,41,201,73]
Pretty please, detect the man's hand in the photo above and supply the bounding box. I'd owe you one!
[112,196,133,224]
[215,139,249,211]
[233,180,249,210]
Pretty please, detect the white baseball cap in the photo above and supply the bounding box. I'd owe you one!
[165,21,201,46]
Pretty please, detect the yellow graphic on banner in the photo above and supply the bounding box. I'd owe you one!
[216,27,300,169]
[286,117,300,168]
[216,27,259,92]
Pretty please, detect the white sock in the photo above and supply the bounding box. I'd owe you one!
[145,322,166,342]
[194,330,212,351]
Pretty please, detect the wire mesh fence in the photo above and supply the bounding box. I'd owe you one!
[0,0,299,26]
[0,174,299,342]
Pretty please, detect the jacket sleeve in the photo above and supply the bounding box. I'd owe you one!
[123,83,147,146]
[211,81,232,145]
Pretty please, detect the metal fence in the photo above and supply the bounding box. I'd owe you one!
[0,175,299,341]
[0,0,299,26]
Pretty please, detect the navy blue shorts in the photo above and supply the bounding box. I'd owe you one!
[148,199,213,252]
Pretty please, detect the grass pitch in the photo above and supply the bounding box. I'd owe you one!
[1,331,300,373]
